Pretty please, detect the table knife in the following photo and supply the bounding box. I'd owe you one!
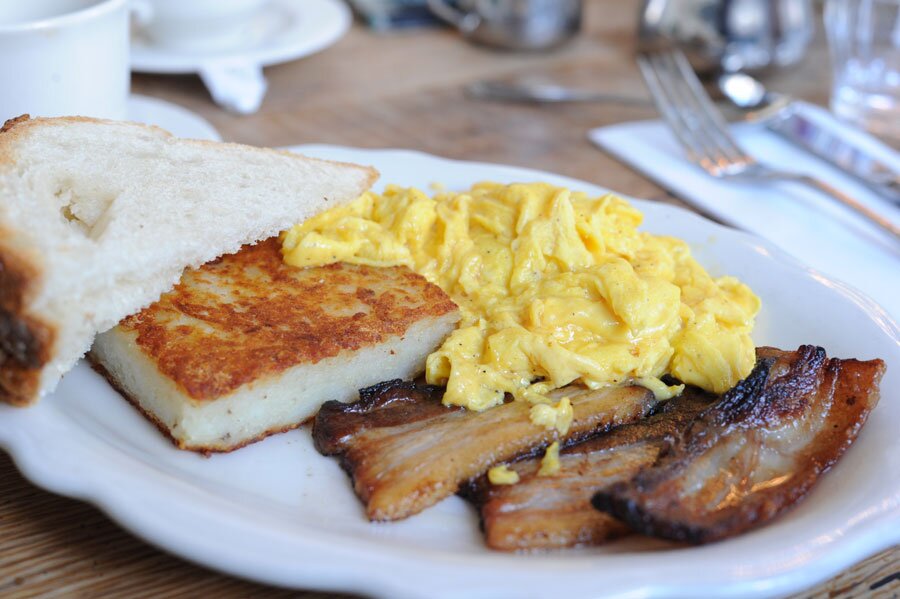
[767,108,900,205]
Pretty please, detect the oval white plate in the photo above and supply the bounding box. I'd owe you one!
[0,147,897,599]
[127,94,220,140]
[130,0,351,74]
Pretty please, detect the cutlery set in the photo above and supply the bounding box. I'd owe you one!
[636,48,900,240]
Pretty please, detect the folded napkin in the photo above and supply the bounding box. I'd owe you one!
[590,102,900,322]
[199,60,268,115]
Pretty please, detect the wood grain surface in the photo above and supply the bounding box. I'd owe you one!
[1,0,897,597]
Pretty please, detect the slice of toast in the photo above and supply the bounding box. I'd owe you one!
[0,115,377,405]
[89,238,460,453]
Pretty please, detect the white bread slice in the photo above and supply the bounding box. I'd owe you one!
[0,115,377,406]
[89,239,460,452]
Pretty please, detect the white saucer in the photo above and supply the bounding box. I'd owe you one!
[127,95,221,141]
[130,0,351,75]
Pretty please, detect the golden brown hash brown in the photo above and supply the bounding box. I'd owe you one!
[118,238,458,402]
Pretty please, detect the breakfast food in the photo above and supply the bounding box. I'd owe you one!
[463,386,715,550]
[90,238,459,452]
[314,343,883,546]
[282,182,760,418]
[279,180,881,549]
[66,154,881,553]
[0,115,376,406]
[312,380,657,521]
[593,346,884,544]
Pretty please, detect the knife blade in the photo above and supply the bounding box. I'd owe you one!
[767,108,900,205]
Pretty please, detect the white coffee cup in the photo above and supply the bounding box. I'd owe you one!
[0,0,130,123]
[132,0,270,52]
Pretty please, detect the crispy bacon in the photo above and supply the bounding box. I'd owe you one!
[592,346,885,544]
[313,380,657,521]
[464,387,715,550]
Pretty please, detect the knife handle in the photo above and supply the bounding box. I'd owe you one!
[794,175,900,241]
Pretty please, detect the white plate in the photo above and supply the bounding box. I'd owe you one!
[130,0,351,74]
[0,147,897,599]
[127,94,221,140]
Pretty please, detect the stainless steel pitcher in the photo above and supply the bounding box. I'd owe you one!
[427,0,582,51]
[639,0,814,73]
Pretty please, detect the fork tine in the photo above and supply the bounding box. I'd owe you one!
[641,52,900,240]
[646,52,733,174]
[639,52,732,175]
[639,49,757,177]
[669,51,751,166]
[636,54,709,169]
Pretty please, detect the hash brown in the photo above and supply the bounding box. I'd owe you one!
[90,238,459,453]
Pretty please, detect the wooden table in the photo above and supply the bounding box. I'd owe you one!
[1,1,897,596]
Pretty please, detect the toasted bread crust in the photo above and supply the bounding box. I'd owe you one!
[0,114,30,134]
[0,117,55,406]
[118,239,458,402]
[0,240,54,407]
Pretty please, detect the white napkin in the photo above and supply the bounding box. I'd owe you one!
[590,102,900,322]
[199,59,268,115]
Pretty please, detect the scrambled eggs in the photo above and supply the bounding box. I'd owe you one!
[538,442,561,477]
[529,398,573,435]
[282,182,760,416]
[488,465,520,485]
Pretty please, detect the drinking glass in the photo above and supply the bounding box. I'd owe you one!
[824,0,900,142]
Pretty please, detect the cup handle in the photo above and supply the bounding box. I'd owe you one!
[427,0,481,34]
[130,0,154,27]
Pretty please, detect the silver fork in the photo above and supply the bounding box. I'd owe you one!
[636,49,900,241]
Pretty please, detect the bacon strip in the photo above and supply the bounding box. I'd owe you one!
[592,346,885,544]
[313,380,657,521]
[464,387,715,550]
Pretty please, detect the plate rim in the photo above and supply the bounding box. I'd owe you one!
[1,145,897,599]
[126,93,222,141]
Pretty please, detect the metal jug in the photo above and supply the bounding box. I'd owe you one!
[428,0,582,51]
[639,0,814,73]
